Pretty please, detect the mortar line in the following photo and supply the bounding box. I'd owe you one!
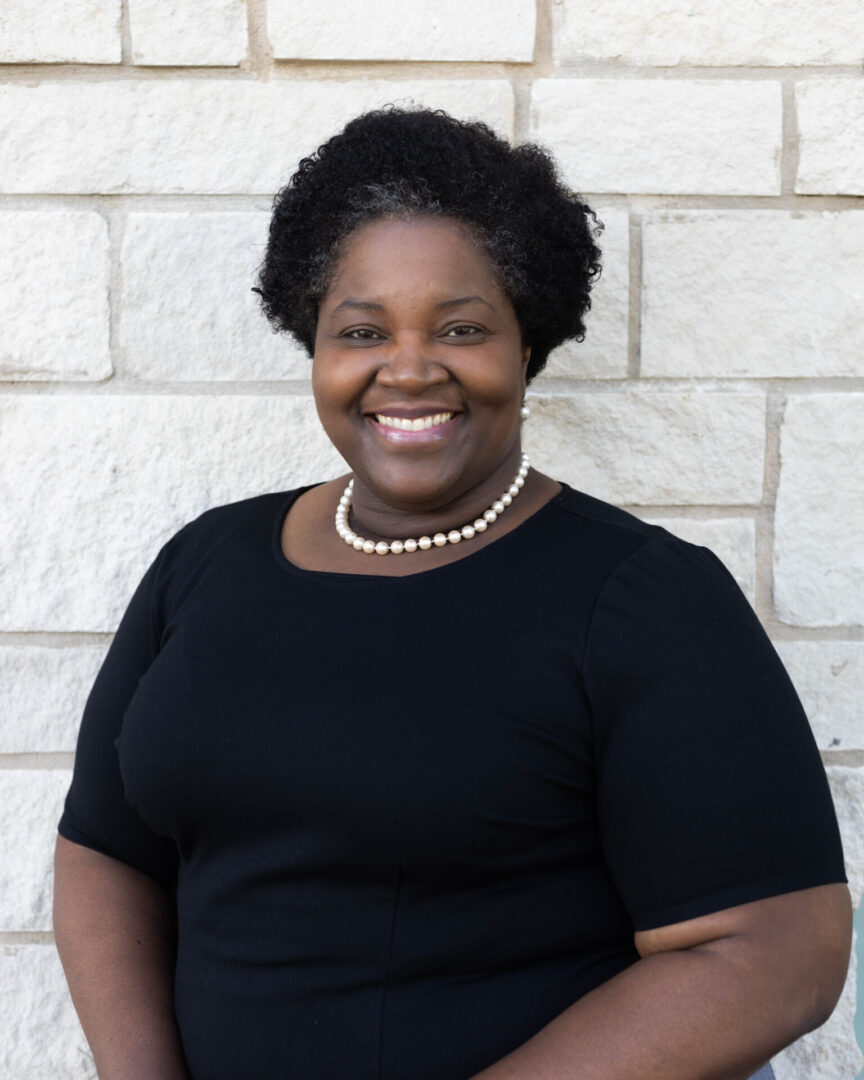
[754,389,785,626]
[780,80,800,196]
[0,932,56,946]
[119,0,133,65]
[0,753,75,769]
[626,209,642,379]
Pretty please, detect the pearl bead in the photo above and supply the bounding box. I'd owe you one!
[339,494,350,507]
[404,538,418,553]
[433,533,447,547]
[493,500,505,514]
[474,518,487,532]
[501,493,512,507]
[514,476,524,489]
[509,484,519,497]
[483,509,497,523]
[418,536,433,550]
[375,541,389,555]
[362,540,376,554]
[390,539,404,554]
[353,537,365,551]
[447,530,461,544]
[345,531,357,544]
[461,525,475,540]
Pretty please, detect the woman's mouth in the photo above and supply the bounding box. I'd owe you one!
[368,411,461,443]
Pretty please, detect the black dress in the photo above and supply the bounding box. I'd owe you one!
[58,483,845,1080]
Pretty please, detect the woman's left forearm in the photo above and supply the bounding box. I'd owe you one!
[469,884,852,1080]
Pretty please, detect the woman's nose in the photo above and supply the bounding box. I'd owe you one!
[375,336,448,393]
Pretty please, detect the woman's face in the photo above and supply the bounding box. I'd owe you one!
[312,215,530,518]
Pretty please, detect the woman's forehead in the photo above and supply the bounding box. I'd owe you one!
[323,215,505,306]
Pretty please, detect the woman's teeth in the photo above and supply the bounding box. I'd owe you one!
[374,412,454,431]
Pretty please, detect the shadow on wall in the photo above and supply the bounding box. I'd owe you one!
[856,894,864,1078]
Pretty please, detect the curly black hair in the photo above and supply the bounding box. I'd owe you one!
[255,106,602,383]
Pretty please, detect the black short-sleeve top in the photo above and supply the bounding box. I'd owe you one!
[58,482,846,1080]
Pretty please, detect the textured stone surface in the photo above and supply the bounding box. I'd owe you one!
[0,0,120,63]
[270,0,535,61]
[0,646,106,754]
[530,80,781,196]
[0,211,111,381]
[638,516,756,603]
[0,81,513,194]
[553,0,864,66]
[797,80,864,196]
[774,395,864,627]
[0,394,344,632]
[642,212,864,378]
[524,392,765,505]
[121,212,307,380]
[0,770,70,931]
[541,207,628,380]
[0,945,95,1079]
[129,0,247,66]
[774,643,864,752]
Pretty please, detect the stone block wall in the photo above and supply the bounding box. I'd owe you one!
[1,1,862,1075]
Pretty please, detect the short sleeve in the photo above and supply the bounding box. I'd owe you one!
[58,535,182,887]
[582,537,846,932]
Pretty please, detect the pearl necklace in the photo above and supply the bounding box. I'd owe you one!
[335,454,530,556]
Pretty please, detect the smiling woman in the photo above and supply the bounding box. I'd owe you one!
[53,107,850,1080]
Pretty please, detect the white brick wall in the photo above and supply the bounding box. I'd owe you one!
[530,80,782,195]
[553,0,864,67]
[269,0,536,61]
[2,2,861,1075]
[128,0,248,66]
[641,211,864,378]
[0,212,111,381]
[0,0,121,64]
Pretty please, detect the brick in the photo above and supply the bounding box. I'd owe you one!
[642,211,864,378]
[541,207,628,380]
[523,392,764,505]
[0,771,70,931]
[0,212,111,381]
[530,80,781,196]
[797,80,864,196]
[0,81,513,195]
[0,646,106,754]
[0,0,120,63]
[269,0,535,61]
[121,212,307,380]
[0,394,344,632]
[0,945,95,1078]
[553,0,864,66]
[129,0,247,66]
[637,517,756,604]
[774,643,864,752]
[774,395,864,627]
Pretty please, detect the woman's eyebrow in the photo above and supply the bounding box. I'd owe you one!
[437,295,492,310]
[332,295,493,315]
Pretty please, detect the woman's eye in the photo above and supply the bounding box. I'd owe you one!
[444,325,482,338]
[342,328,382,340]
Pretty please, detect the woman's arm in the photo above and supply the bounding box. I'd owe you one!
[53,835,191,1080]
[470,883,852,1080]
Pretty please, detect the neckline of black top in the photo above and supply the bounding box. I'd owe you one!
[271,481,571,584]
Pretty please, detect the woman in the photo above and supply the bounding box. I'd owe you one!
[54,107,851,1080]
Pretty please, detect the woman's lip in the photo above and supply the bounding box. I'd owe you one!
[366,413,462,445]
